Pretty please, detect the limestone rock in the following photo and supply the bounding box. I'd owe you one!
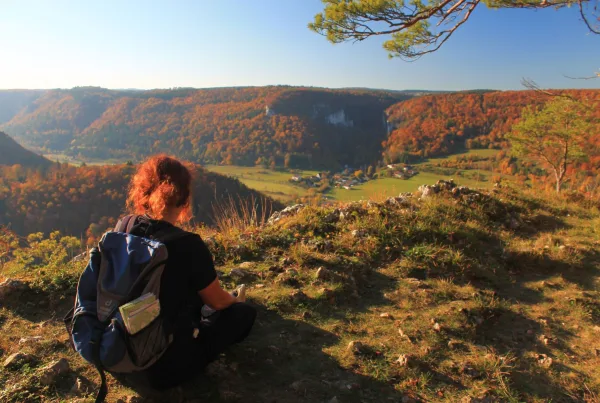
[351,229,366,238]
[435,179,456,191]
[70,377,91,395]
[385,196,410,207]
[338,203,366,221]
[268,204,305,224]
[3,352,33,370]
[39,358,70,385]
[347,341,365,355]
[18,336,43,345]
[537,354,553,367]
[418,184,439,198]
[452,186,471,197]
[316,267,332,280]
[395,354,410,366]
[448,340,463,350]
[290,290,308,303]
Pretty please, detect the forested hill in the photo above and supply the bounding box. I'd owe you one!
[0,87,409,169]
[0,162,282,241]
[3,87,599,171]
[383,89,600,163]
[0,131,50,168]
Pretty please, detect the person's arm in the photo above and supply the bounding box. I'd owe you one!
[198,278,245,310]
[187,235,246,310]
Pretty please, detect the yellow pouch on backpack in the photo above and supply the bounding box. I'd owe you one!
[119,293,161,335]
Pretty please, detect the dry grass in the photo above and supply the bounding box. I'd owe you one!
[211,194,276,237]
[1,184,600,402]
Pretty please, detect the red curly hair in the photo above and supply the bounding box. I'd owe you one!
[127,155,193,222]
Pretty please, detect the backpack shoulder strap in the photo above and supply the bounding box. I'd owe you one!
[114,215,137,233]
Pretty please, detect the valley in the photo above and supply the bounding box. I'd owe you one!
[1,86,599,403]
[205,149,502,203]
[2,2,600,401]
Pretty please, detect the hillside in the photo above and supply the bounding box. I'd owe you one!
[383,90,600,163]
[1,182,599,402]
[2,87,599,174]
[0,162,282,240]
[0,131,50,168]
[0,87,408,169]
[0,90,45,124]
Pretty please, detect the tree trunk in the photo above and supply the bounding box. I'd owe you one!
[554,169,562,194]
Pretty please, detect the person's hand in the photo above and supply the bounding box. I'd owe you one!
[233,284,247,303]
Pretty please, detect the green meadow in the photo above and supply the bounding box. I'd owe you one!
[205,150,502,203]
[205,165,320,202]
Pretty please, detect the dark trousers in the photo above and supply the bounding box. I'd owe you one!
[114,302,257,393]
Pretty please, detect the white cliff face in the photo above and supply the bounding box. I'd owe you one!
[386,120,396,135]
[385,110,402,134]
[326,109,353,127]
[265,105,275,117]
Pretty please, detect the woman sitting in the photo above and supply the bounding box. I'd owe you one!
[114,154,256,393]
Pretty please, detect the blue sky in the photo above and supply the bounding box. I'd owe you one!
[0,0,598,91]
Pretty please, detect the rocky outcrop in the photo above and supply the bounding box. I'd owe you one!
[39,358,70,385]
[267,204,305,224]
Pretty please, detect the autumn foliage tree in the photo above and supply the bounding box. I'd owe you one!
[1,87,405,170]
[0,163,282,241]
[508,98,593,193]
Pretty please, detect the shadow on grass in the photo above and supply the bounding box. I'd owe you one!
[119,303,406,403]
[450,307,584,402]
[1,287,75,323]
[399,216,600,306]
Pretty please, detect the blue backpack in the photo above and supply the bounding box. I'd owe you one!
[64,215,188,403]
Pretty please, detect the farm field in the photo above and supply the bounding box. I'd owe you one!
[44,150,503,204]
[206,150,502,203]
[205,165,320,202]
